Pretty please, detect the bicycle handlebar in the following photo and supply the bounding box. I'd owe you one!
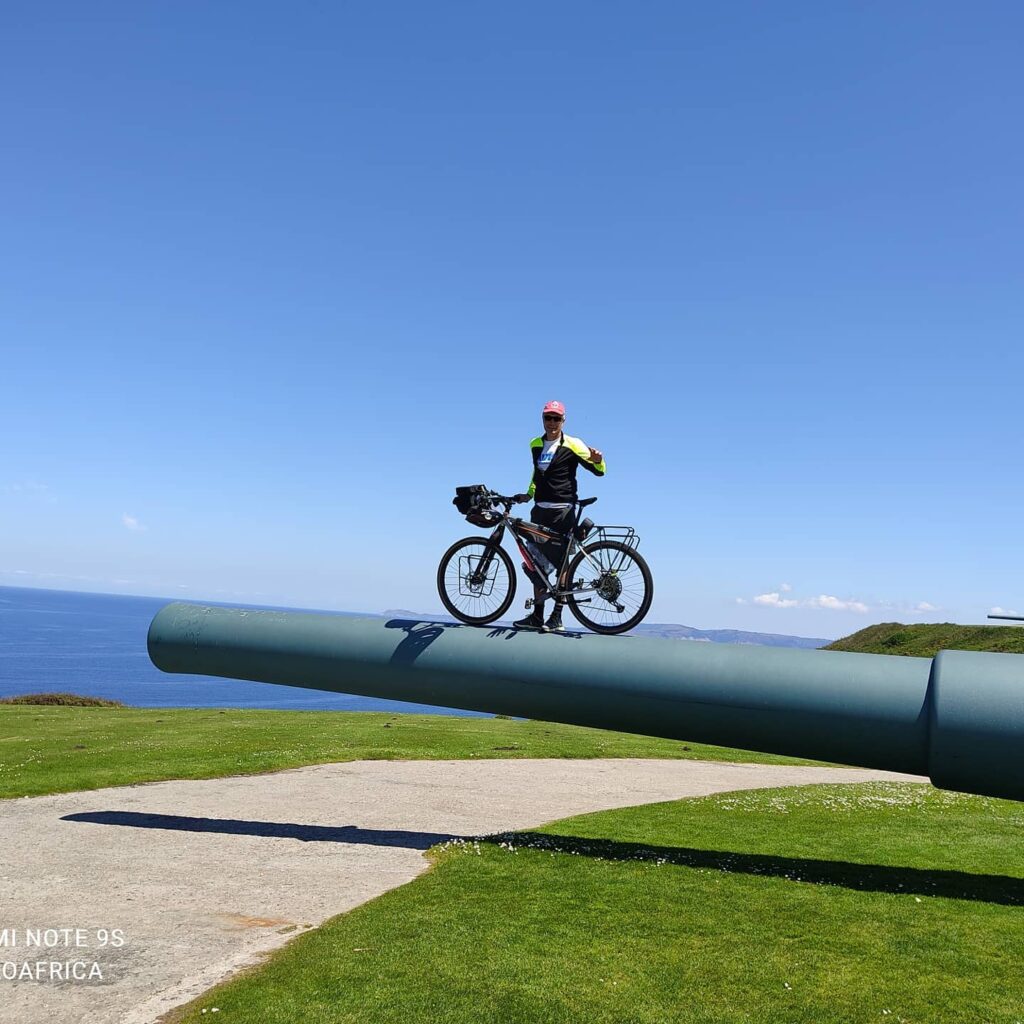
[486,491,523,507]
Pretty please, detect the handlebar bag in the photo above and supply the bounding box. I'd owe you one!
[453,484,488,515]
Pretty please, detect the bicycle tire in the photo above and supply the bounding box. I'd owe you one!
[565,540,653,635]
[437,536,518,625]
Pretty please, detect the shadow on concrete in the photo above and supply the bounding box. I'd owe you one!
[61,811,456,850]
[478,830,1024,907]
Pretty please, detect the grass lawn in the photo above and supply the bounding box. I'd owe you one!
[172,782,1024,1024]
[0,706,822,799]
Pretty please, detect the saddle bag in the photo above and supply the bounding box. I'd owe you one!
[575,517,595,542]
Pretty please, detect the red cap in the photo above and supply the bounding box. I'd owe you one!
[542,400,566,417]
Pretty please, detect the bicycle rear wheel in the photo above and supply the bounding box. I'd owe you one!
[565,540,653,634]
[437,537,517,625]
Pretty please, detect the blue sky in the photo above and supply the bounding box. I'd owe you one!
[3,1,1022,639]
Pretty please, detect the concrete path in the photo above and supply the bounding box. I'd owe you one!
[0,759,924,1024]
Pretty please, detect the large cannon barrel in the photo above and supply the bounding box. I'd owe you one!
[148,603,1024,802]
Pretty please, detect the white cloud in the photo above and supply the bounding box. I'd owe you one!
[4,480,49,494]
[122,513,147,532]
[742,587,873,613]
[744,587,942,619]
[753,591,800,609]
[4,481,56,504]
[990,606,1021,617]
[876,600,941,616]
[806,595,870,614]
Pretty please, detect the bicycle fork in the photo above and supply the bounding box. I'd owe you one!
[469,523,507,586]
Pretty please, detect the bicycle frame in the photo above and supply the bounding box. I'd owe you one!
[476,502,621,604]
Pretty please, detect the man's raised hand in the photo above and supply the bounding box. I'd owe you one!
[588,447,603,464]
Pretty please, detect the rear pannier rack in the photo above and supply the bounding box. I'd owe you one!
[593,525,639,551]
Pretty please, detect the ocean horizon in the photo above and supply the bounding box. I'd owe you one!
[0,585,486,715]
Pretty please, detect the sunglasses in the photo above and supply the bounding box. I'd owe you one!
[543,414,564,422]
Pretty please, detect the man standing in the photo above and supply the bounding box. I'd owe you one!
[513,400,606,632]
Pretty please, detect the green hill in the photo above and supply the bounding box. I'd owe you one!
[825,622,1024,658]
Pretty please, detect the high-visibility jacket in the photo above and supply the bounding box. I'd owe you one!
[526,433,606,505]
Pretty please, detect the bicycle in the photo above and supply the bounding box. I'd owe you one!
[437,485,654,634]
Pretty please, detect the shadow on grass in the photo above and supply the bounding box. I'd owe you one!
[62,811,455,850]
[61,812,1024,906]
[480,830,1024,907]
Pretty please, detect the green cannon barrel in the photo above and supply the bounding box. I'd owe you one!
[147,603,1024,801]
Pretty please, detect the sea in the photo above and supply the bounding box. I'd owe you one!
[0,586,484,715]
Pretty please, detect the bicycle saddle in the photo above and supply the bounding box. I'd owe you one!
[578,497,598,508]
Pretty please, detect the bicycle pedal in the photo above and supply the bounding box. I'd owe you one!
[524,598,534,609]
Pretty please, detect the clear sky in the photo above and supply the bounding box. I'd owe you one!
[3,2,1022,639]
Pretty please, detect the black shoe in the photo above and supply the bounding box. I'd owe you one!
[513,611,545,630]
[542,606,566,633]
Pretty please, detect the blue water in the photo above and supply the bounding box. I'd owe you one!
[0,586,485,714]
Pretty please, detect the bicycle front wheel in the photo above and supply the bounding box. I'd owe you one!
[437,537,517,625]
[565,540,653,634]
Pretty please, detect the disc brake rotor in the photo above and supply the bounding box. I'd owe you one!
[596,571,623,603]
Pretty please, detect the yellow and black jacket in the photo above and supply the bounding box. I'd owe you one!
[527,433,607,505]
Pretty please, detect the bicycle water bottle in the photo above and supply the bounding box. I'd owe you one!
[521,534,556,578]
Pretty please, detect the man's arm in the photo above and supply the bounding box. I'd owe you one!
[580,450,605,476]
[566,436,606,476]
[526,438,540,498]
